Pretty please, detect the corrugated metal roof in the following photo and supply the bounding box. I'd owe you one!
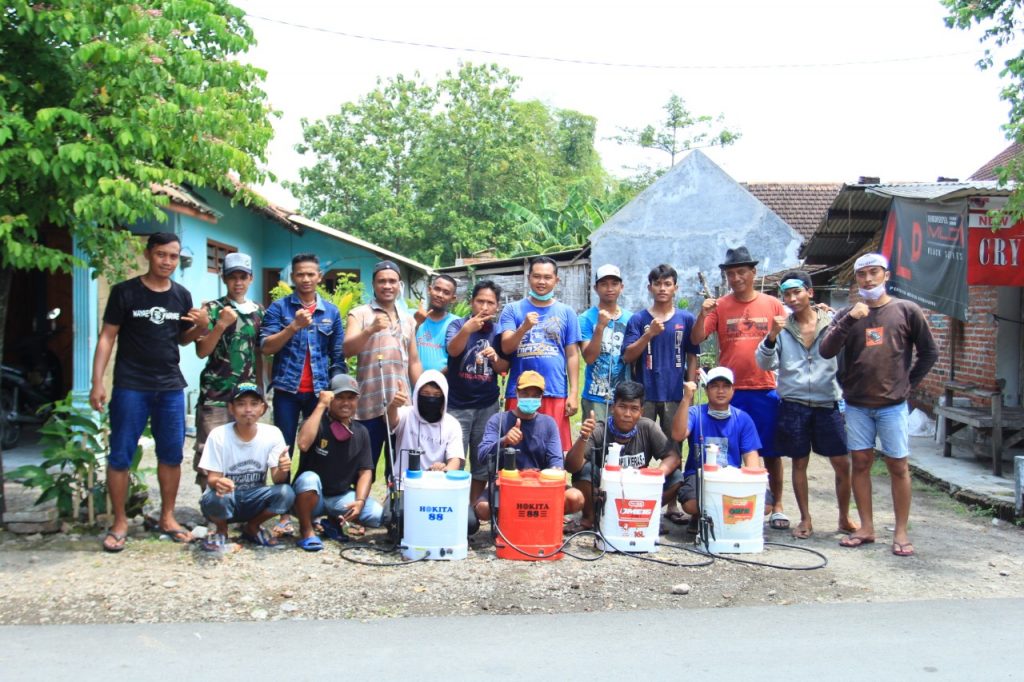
[863,181,1013,201]
[151,183,221,218]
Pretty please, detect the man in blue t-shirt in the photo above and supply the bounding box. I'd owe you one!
[445,280,510,504]
[414,274,458,372]
[497,256,582,452]
[623,264,700,445]
[671,367,763,518]
[579,264,633,423]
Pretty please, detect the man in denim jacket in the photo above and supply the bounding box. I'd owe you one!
[261,253,345,463]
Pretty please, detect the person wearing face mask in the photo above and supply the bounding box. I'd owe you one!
[292,374,384,551]
[819,253,937,557]
[671,367,766,518]
[387,369,464,482]
[474,371,585,523]
[192,252,265,492]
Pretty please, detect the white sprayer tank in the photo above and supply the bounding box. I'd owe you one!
[701,465,768,553]
[401,469,471,560]
[597,465,664,553]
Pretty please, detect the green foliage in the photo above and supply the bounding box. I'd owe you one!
[944,1,1024,224]
[450,300,472,318]
[503,183,622,256]
[289,63,611,265]
[613,94,740,194]
[0,1,276,278]
[269,274,363,318]
[9,393,146,519]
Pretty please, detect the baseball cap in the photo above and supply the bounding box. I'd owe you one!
[854,253,888,272]
[223,252,252,276]
[517,370,546,392]
[595,264,622,283]
[705,367,734,385]
[230,382,264,402]
[330,374,361,395]
[373,260,400,276]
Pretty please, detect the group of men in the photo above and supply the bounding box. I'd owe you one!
[91,231,936,559]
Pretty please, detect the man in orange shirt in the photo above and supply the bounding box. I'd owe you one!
[692,246,789,529]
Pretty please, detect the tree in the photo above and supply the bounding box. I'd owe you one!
[503,183,623,256]
[290,63,610,265]
[0,0,275,511]
[944,1,1024,221]
[613,94,740,193]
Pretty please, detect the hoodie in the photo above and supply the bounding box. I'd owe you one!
[754,307,841,406]
[391,369,464,485]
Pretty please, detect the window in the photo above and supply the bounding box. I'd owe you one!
[323,268,361,292]
[206,239,236,273]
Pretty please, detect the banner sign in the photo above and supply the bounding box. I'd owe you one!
[966,197,1024,286]
[880,197,968,321]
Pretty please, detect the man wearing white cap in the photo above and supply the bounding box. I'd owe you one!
[820,253,938,557]
[578,264,633,423]
[192,252,265,491]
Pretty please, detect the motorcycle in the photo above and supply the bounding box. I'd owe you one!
[1,307,63,449]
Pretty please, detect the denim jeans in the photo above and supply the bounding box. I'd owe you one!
[845,401,910,458]
[272,389,318,451]
[108,388,185,470]
[200,484,296,522]
[291,471,384,527]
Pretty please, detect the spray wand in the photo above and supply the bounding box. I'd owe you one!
[694,368,716,550]
[379,353,403,543]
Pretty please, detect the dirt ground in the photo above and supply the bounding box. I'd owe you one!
[1,454,1022,625]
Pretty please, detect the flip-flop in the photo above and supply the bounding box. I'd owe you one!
[792,526,813,539]
[664,510,688,525]
[159,526,193,543]
[241,528,283,548]
[768,512,790,530]
[296,535,324,552]
[271,520,295,537]
[839,535,876,548]
[102,531,127,553]
[892,542,915,557]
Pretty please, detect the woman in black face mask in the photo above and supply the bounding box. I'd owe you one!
[388,369,465,481]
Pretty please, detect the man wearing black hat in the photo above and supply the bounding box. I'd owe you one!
[692,246,789,529]
[345,260,423,476]
[197,383,295,551]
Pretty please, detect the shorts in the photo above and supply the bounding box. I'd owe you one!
[572,459,685,492]
[506,396,571,451]
[581,398,611,424]
[642,401,680,446]
[775,400,847,458]
[108,388,185,470]
[731,389,780,458]
[449,403,499,481]
[844,401,910,459]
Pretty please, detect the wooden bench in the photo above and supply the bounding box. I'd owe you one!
[934,381,1024,476]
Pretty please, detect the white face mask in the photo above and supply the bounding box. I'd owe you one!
[857,283,886,302]
[707,408,731,420]
[231,299,259,315]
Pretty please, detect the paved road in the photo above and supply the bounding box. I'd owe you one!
[1,598,1021,680]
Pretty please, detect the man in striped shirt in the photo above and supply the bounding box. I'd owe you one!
[344,260,422,478]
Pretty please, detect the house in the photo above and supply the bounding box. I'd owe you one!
[3,184,433,419]
[589,151,805,314]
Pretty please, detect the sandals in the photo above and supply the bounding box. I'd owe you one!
[664,510,688,526]
[271,519,295,537]
[241,527,283,548]
[102,531,127,553]
[768,512,790,530]
[296,535,324,552]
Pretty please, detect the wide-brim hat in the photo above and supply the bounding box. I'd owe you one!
[719,246,759,270]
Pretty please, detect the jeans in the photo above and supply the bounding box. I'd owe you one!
[108,388,185,470]
[291,471,384,527]
[845,401,910,458]
[200,484,296,522]
[272,389,318,451]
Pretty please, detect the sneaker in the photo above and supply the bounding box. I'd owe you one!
[202,533,227,553]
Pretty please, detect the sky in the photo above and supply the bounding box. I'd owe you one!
[233,0,1014,208]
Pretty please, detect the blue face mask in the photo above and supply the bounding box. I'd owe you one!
[517,397,542,415]
[529,289,555,302]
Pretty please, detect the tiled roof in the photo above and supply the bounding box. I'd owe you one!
[968,142,1024,181]
[742,182,842,241]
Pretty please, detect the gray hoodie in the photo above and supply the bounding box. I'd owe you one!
[755,308,840,406]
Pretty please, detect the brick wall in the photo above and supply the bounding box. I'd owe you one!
[913,285,1000,411]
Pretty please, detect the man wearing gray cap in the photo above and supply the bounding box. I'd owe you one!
[579,264,633,423]
[820,253,938,557]
[192,251,265,491]
[292,374,383,551]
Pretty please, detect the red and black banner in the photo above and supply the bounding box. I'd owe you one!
[880,197,968,321]
[966,197,1024,286]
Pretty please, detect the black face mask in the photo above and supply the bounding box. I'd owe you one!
[417,394,445,423]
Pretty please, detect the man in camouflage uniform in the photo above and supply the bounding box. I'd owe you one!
[192,252,265,490]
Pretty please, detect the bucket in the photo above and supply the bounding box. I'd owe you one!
[701,465,767,553]
[495,469,565,561]
[597,466,664,553]
[401,469,471,560]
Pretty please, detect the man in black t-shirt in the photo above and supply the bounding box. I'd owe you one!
[90,232,208,553]
[292,374,385,551]
[565,381,684,531]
